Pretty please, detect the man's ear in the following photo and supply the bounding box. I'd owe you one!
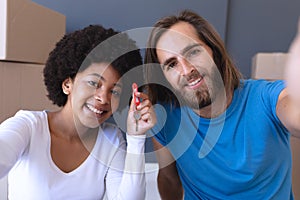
[62,78,72,95]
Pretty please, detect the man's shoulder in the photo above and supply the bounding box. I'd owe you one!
[240,79,284,88]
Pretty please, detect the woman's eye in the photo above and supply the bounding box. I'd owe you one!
[111,90,121,96]
[88,81,98,87]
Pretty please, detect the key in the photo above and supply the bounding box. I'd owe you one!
[133,110,141,131]
[132,83,141,132]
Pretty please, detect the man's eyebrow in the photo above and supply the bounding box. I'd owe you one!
[180,43,202,55]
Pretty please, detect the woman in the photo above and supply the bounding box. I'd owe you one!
[0,25,156,199]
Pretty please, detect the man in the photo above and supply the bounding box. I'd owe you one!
[144,10,300,199]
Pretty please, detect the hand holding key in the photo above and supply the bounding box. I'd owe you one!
[127,83,156,136]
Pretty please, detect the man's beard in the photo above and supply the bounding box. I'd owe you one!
[176,70,223,110]
[177,85,213,110]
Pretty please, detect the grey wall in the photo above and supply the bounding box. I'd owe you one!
[32,0,300,78]
[32,0,228,39]
[226,0,300,77]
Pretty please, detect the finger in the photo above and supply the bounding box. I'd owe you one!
[139,106,150,116]
[132,83,141,106]
[137,99,152,110]
[134,91,149,101]
[129,83,139,111]
[141,112,151,121]
[141,111,156,126]
[129,91,136,111]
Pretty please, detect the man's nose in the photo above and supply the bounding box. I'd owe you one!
[178,57,196,75]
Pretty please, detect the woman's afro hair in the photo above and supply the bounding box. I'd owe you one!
[43,24,142,107]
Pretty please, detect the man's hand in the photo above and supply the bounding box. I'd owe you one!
[286,19,300,105]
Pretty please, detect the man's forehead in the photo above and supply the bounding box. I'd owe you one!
[157,35,196,56]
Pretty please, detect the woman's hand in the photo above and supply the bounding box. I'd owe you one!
[127,84,156,136]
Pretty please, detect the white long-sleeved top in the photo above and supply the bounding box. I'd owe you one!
[0,110,146,200]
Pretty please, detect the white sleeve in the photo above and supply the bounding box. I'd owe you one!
[105,134,146,200]
[0,113,31,178]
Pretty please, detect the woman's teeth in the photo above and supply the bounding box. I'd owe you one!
[86,104,103,114]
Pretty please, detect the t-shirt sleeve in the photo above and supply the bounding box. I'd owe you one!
[0,110,32,178]
[261,80,287,129]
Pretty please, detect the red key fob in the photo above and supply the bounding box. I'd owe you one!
[132,83,140,106]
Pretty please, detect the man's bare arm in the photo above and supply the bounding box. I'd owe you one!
[152,138,183,200]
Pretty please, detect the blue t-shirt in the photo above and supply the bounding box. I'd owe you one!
[151,79,293,200]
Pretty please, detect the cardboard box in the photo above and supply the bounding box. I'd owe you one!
[251,52,300,199]
[0,0,65,64]
[251,52,288,80]
[0,61,58,123]
[291,136,300,199]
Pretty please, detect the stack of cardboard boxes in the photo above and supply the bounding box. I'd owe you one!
[252,52,300,200]
[0,0,65,122]
[0,0,65,198]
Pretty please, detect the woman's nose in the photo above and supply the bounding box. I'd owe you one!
[94,88,109,104]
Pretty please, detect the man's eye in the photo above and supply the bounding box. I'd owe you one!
[166,61,177,70]
[187,48,201,58]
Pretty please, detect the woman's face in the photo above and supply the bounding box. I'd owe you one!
[69,62,122,129]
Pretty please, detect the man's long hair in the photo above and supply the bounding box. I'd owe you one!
[144,10,242,106]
